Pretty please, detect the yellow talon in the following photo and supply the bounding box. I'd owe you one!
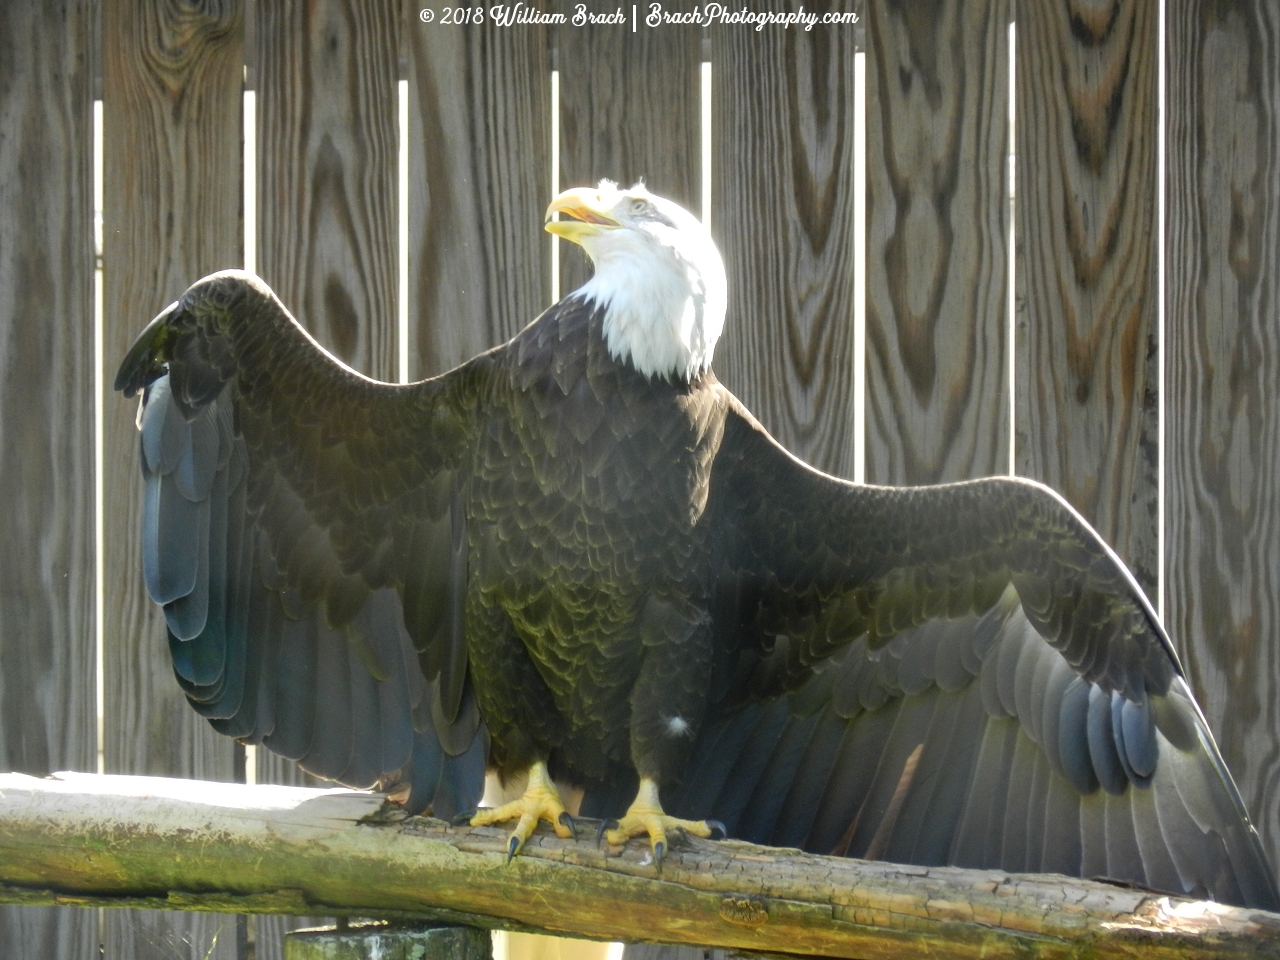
[470,761,574,858]
[603,778,719,859]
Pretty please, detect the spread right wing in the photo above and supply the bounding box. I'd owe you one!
[665,400,1279,910]
[115,270,490,815]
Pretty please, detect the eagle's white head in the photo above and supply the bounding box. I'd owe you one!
[545,181,727,382]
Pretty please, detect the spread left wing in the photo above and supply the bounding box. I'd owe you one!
[115,271,490,816]
[667,399,1278,910]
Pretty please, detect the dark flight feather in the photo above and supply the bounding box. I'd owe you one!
[115,270,1278,910]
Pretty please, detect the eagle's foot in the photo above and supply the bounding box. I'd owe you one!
[603,778,721,861]
[470,761,574,860]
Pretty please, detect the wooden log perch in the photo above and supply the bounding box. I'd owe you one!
[1,773,1278,959]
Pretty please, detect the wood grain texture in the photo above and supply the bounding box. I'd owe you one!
[250,0,398,791]
[556,2,701,297]
[101,0,244,955]
[865,0,1009,486]
[252,4,397,944]
[407,1,551,378]
[256,0,400,381]
[101,0,242,782]
[1013,0,1159,597]
[711,4,860,478]
[0,0,99,952]
[0,0,97,797]
[1165,0,1280,878]
[244,34,398,960]
[0,904,100,960]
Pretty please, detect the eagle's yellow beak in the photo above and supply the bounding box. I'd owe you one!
[545,187,620,244]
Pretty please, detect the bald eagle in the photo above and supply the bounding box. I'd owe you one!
[116,182,1277,908]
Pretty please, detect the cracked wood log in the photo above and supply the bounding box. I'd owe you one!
[0,773,1277,959]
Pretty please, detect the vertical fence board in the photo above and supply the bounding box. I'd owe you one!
[1166,0,1280,873]
[0,905,99,960]
[406,3,550,378]
[556,5,701,297]
[252,0,400,790]
[1013,0,1159,597]
[100,0,244,955]
[711,7,860,478]
[251,3,399,948]
[0,0,99,954]
[256,0,400,383]
[865,0,1009,486]
[0,0,97,803]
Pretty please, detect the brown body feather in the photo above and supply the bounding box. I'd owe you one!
[468,295,726,787]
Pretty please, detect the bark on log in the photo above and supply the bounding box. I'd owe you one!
[0,772,1277,959]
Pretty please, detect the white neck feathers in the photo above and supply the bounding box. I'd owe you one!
[572,209,726,382]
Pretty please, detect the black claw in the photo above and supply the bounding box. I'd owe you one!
[654,840,666,862]
[451,809,479,827]
[507,834,522,863]
[596,818,619,848]
[558,811,578,840]
[706,819,727,840]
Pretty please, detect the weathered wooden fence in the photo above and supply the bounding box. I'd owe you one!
[1,0,1278,957]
